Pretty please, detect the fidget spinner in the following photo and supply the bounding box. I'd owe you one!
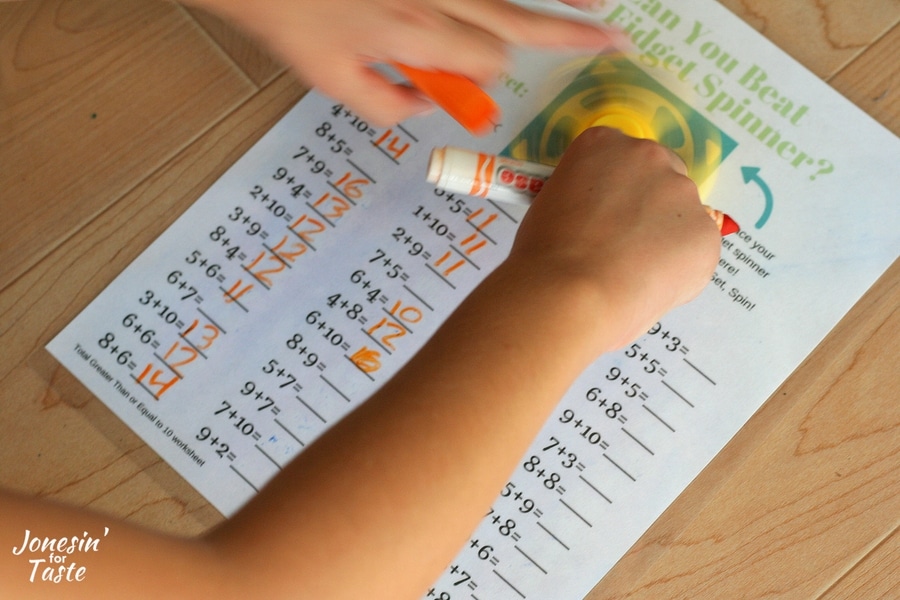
[504,54,738,195]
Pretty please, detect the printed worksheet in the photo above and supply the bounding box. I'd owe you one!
[48,1,899,598]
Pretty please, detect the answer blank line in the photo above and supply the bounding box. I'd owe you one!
[229,465,259,492]
[536,521,570,550]
[347,159,376,184]
[425,263,457,289]
[448,243,481,270]
[218,286,249,312]
[402,284,433,311]
[579,474,612,504]
[559,498,593,527]
[603,453,636,481]
[321,375,351,402]
[683,357,716,385]
[514,545,548,574]
[196,308,226,334]
[296,395,327,423]
[662,379,695,407]
[274,418,305,446]
[345,354,376,381]
[395,123,418,142]
[177,331,208,360]
[486,198,521,224]
[642,405,675,431]
[254,444,283,470]
[492,569,526,598]
[621,427,655,455]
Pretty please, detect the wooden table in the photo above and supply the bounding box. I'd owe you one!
[1,1,897,597]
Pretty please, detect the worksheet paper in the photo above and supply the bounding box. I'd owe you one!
[48,1,899,598]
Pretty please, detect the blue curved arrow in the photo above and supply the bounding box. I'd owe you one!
[741,166,773,229]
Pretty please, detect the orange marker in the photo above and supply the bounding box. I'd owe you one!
[427,146,740,236]
[393,63,500,136]
[705,206,740,236]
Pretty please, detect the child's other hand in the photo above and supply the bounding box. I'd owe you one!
[509,127,721,352]
[188,0,621,125]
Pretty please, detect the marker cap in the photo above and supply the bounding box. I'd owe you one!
[394,63,500,136]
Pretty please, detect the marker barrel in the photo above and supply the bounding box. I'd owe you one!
[426,146,739,236]
[426,146,554,206]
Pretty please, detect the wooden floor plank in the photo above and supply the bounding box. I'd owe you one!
[716,0,900,79]
[829,22,900,136]
[0,72,305,534]
[0,0,257,292]
[818,528,900,599]
[182,5,285,88]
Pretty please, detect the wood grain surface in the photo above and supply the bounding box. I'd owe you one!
[1,1,897,598]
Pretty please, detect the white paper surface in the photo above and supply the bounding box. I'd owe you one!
[48,1,899,598]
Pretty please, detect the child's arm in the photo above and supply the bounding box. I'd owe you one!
[183,0,622,125]
[0,128,719,599]
[211,128,720,598]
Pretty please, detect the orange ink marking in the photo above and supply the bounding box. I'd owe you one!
[246,250,286,287]
[271,235,308,263]
[289,214,327,245]
[460,233,487,255]
[183,319,219,351]
[367,318,406,351]
[224,279,253,303]
[136,363,179,398]
[374,129,410,161]
[350,346,382,373]
[313,192,353,220]
[162,340,198,376]
[332,172,368,200]
[388,300,422,324]
[434,251,465,276]
[466,208,497,232]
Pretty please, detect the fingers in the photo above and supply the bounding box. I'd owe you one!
[384,0,623,87]
[436,0,623,51]
[556,0,605,10]
[376,8,510,85]
[516,127,720,347]
[206,0,626,126]
[301,61,435,126]
[318,0,625,121]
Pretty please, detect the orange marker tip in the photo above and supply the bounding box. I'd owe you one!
[720,214,740,236]
[393,63,500,136]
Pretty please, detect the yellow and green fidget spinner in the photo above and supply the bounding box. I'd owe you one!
[504,54,738,196]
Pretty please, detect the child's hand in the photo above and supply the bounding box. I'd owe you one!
[187,0,621,125]
[508,127,721,352]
